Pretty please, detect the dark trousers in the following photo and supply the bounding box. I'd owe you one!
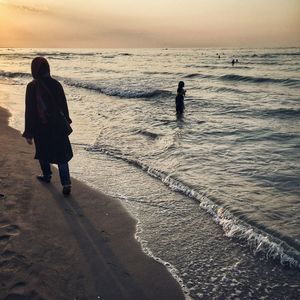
[39,160,71,186]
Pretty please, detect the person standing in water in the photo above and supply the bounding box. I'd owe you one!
[22,57,73,195]
[175,81,186,115]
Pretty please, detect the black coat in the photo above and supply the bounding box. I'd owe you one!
[22,77,73,164]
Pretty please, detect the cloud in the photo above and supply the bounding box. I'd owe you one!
[0,0,49,14]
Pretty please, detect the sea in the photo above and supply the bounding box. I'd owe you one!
[0,48,299,299]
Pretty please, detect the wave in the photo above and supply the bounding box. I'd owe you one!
[0,70,31,79]
[213,86,250,94]
[184,73,213,79]
[218,106,300,120]
[62,78,173,99]
[143,71,174,75]
[133,219,192,299]
[0,52,74,62]
[101,55,117,59]
[0,70,172,100]
[183,72,300,88]
[86,145,299,268]
[184,64,249,69]
[243,52,300,59]
[35,51,101,57]
[220,74,300,87]
[219,65,251,70]
[0,51,133,59]
[118,53,133,56]
[35,52,72,56]
[257,52,300,58]
[137,129,160,140]
[259,108,300,119]
[100,53,133,59]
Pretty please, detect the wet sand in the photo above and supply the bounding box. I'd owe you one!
[0,106,185,299]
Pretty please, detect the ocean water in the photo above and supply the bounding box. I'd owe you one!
[0,48,300,299]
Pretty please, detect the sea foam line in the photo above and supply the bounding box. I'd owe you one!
[133,218,192,300]
[86,145,300,268]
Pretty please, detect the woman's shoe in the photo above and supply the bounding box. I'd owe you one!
[62,185,71,196]
[36,175,51,183]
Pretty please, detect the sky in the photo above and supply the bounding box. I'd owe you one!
[0,0,299,48]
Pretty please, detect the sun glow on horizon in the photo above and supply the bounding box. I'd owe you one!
[0,0,299,48]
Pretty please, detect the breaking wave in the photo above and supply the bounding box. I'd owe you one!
[86,145,300,269]
[0,70,31,79]
[220,74,300,87]
[62,78,173,99]
[0,71,173,100]
[184,73,213,79]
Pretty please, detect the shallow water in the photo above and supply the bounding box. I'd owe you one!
[0,48,300,299]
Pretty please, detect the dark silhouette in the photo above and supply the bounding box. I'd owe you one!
[175,81,186,115]
[232,59,235,66]
[22,57,73,195]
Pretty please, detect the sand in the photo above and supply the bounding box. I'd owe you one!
[0,106,185,300]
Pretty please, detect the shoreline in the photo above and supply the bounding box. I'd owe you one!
[0,105,185,299]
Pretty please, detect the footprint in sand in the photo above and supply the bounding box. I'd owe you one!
[0,223,20,235]
[4,290,41,300]
[9,282,27,294]
[4,225,20,236]
[0,255,29,277]
[0,235,11,245]
[0,223,21,247]
[1,250,26,261]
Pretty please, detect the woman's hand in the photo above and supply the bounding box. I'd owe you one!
[26,138,33,145]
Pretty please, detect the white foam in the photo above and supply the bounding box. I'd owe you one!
[133,217,193,300]
[86,145,300,269]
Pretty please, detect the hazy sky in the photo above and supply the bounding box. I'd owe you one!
[0,0,299,48]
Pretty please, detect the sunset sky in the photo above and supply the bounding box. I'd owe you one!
[0,0,299,48]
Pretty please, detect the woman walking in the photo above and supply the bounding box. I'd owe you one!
[22,57,73,195]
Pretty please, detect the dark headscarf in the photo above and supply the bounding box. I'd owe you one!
[177,81,185,93]
[31,57,50,79]
[31,57,51,123]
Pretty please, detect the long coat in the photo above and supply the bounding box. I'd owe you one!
[22,77,73,164]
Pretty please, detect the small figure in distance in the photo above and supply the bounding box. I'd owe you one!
[232,59,235,66]
[235,59,239,63]
[175,81,186,116]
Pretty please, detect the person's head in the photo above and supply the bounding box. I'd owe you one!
[31,57,50,79]
[178,81,185,89]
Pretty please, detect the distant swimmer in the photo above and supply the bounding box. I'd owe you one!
[175,81,186,115]
[235,59,239,63]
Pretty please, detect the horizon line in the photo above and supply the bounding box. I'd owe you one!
[1,46,300,50]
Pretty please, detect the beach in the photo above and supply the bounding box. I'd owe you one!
[0,48,300,299]
[0,105,184,299]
